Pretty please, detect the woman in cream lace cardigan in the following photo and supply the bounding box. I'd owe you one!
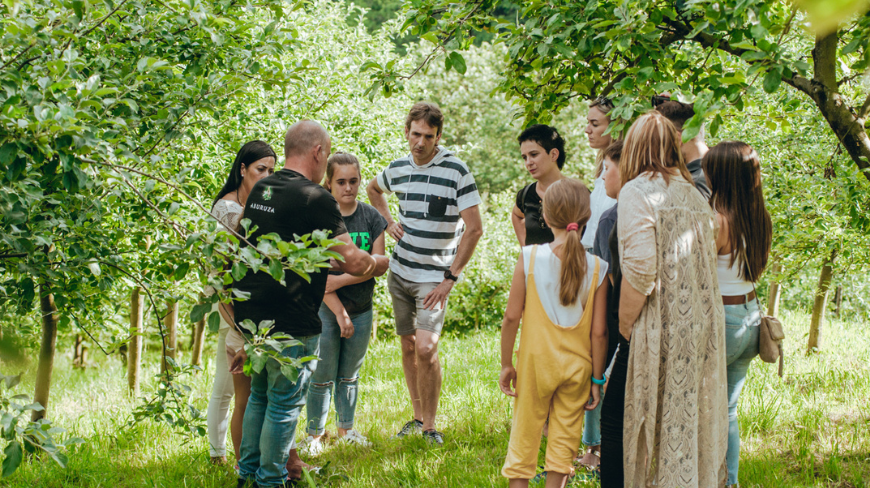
[616,112,728,487]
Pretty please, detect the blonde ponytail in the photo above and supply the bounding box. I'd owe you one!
[543,179,592,306]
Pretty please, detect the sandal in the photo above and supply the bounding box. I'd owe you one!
[578,447,600,470]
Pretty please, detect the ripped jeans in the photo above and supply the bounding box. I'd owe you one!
[306,305,373,435]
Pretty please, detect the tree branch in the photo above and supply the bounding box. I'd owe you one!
[858,93,870,120]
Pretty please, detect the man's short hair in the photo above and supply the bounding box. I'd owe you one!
[655,100,695,131]
[405,102,444,136]
[284,120,328,159]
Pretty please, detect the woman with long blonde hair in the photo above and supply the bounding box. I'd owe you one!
[608,111,728,487]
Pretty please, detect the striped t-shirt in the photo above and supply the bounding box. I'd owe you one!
[376,147,482,283]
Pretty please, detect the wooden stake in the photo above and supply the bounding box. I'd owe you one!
[128,287,144,396]
[33,284,58,421]
[162,301,179,373]
[190,316,206,367]
[766,262,782,317]
[807,251,836,353]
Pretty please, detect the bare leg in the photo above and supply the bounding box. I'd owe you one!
[230,372,252,463]
[400,334,423,422]
[545,472,569,488]
[509,479,530,488]
[414,329,441,431]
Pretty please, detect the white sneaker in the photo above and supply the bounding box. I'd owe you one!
[299,435,323,456]
[338,429,371,447]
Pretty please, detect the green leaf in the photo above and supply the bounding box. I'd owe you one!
[251,353,268,374]
[0,143,16,166]
[190,302,212,323]
[207,311,221,333]
[448,52,467,75]
[762,70,782,93]
[268,259,284,282]
[173,262,190,281]
[280,363,299,383]
[2,440,22,477]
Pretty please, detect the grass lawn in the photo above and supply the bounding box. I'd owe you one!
[4,310,869,487]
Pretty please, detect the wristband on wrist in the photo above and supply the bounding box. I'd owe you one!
[591,374,606,386]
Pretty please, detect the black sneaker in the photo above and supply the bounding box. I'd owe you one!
[392,419,423,439]
[423,429,444,446]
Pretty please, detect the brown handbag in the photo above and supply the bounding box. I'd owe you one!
[742,247,785,377]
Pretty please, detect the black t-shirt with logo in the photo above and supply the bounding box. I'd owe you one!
[330,202,387,315]
[516,182,554,245]
[234,169,347,337]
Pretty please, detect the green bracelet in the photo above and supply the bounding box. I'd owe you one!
[591,374,606,386]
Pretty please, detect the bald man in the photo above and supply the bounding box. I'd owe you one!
[235,120,389,488]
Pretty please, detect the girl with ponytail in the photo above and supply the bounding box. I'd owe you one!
[498,178,610,487]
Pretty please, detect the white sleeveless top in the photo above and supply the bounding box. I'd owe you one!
[582,175,617,249]
[717,253,754,296]
[522,243,608,327]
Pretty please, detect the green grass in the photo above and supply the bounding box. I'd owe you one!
[3,310,869,487]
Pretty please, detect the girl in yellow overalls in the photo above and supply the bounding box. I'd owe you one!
[499,178,610,488]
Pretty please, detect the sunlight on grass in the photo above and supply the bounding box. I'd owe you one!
[2,311,868,487]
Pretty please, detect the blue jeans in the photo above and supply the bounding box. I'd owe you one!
[724,299,761,486]
[238,334,320,487]
[582,393,603,446]
[306,305,373,435]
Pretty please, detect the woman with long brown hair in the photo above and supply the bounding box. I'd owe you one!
[611,111,727,487]
[703,141,773,488]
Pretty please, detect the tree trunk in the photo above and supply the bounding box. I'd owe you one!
[807,251,837,353]
[128,287,144,396]
[834,285,843,318]
[32,284,59,421]
[73,334,85,368]
[190,317,206,367]
[766,262,782,317]
[161,301,178,373]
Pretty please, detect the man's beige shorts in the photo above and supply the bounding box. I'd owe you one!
[388,272,448,336]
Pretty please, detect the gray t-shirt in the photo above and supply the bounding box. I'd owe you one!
[687,158,711,201]
[331,202,387,315]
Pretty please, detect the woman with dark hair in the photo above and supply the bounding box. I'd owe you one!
[702,141,773,488]
[206,140,276,466]
[511,124,567,246]
[612,112,727,487]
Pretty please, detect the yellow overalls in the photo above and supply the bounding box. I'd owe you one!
[502,245,600,479]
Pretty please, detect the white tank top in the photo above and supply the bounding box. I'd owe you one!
[717,253,754,296]
[522,244,608,327]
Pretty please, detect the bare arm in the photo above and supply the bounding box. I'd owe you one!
[366,177,404,241]
[498,255,526,397]
[619,276,648,340]
[587,277,610,410]
[326,232,387,293]
[510,205,526,246]
[422,204,485,310]
[323,292,355,338]
[714,213,729,254]
[332,232,389,277]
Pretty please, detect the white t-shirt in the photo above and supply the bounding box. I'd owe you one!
[523,244,608,327]
[582,175,617,249]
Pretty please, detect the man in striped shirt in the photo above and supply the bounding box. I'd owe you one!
[367,102,483,446]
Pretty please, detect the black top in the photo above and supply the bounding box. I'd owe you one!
[234,169,348,337]
[516,182,554,245]
[606,206,626,361]
[686,158,711,201]
[331,202,387,315]
[593,205,617,269]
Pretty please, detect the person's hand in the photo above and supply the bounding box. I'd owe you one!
[386,221,404,241]
[422,279,454,311]
[499,365,518,397]
[585,383,601,411]
[325,275,341,294]
[229,347,247,375]
[338,315,355,339]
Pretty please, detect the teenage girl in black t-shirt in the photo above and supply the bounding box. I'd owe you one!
[302,153,387,455]
[511,125,567,246]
